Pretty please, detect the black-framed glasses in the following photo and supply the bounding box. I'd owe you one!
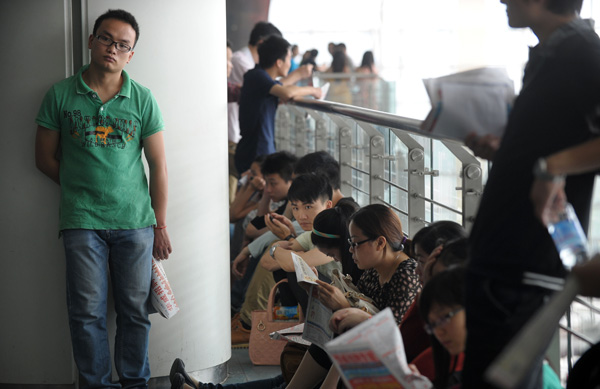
[348,238,374,249]
[424,307,464,335]
[95,34,133,53]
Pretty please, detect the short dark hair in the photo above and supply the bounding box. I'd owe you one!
[545,0,583,14]
[410,221,467,258]
[288,173,332,204]
[261,151,297,182]
[295,151,341,190]
[248,21,282,46]
[93,9,140,47]
[227,40,232,49]
[258,35,291,69]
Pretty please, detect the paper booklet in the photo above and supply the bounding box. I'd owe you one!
[485,275,581,388]
[270,323,311,346]
[290,252,334,347]
[325,308,433,389]
[302,285,334,348]
[292,252,319,285]
[421,67,515,142]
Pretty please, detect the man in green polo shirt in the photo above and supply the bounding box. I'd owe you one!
[34,9,172,388]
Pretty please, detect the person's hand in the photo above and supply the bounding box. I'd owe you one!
[572,254,600,297]
[408,364,421,376]
[329,308,371,334]
[240,169,251,181]
[464,132,500,161]
[312,87,323,100]
[530,178,566,226]
[315,279,351,311]
[232,251,249,279]
[422,244,443,284]
[296,64,314,79]
[153,228,173,260]
[249,176,265,191]
[265,213,295,240]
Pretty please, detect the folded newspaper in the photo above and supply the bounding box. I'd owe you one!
[422,67,515,141]
[325,308,433,389]
[270,323,311,346]
[290,252,334,347]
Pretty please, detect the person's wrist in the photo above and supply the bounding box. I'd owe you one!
[270,244,279,258]
[284,234,295,241]
[533,158,565,182]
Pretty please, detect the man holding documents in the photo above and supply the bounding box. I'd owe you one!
[463,0,600,387]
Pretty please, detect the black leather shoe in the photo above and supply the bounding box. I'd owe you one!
[170,358,197,389]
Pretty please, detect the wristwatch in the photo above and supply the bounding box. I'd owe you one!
[533,158,565,182]
[270,244,279,258]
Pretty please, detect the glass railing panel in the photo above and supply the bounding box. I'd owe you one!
[313,74,396,114]
[351,122,371,207]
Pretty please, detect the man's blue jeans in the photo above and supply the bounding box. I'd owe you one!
[63,228,153,389]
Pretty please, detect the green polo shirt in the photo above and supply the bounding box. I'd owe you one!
[36,65,164,230]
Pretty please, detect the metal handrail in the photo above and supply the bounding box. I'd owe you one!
[559,324,595,345]
[573,297,600,315]
[289,98,456,140]
[314,72,379,80]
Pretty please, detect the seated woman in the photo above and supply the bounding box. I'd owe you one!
[330,221,467,364]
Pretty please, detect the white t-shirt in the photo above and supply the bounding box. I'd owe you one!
[228,46,255,143]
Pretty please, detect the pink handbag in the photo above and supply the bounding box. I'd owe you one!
[249,280,305,365]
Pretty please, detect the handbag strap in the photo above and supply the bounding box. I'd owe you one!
[266,279,305,322]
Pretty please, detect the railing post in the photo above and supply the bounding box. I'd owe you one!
[369,134,385,205]
[293,109,307,158]
[339,126,353,197]
[393,131,426,236]
[275,106,292,153]
[441,141,483,232]
[315,118,327,152]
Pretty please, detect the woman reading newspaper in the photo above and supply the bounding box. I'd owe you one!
[301,204,421,388]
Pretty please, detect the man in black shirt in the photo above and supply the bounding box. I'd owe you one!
[463,0,600,387]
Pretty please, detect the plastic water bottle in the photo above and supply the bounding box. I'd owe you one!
[547,203,588,270]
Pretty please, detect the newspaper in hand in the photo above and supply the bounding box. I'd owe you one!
[270,323,311,346]
[421,67,515,141]
[302,285,334,348]
[292,252,318,285]
[325,308,433,389]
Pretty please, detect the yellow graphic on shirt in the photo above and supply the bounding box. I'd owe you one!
[94,126,114,145]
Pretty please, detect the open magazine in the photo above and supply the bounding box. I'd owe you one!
[421,67,515,141]
[325,308,433,389]
[292,252,318,285]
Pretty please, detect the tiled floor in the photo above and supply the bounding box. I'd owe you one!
[152,348,281,388]
[224,348,281,385]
